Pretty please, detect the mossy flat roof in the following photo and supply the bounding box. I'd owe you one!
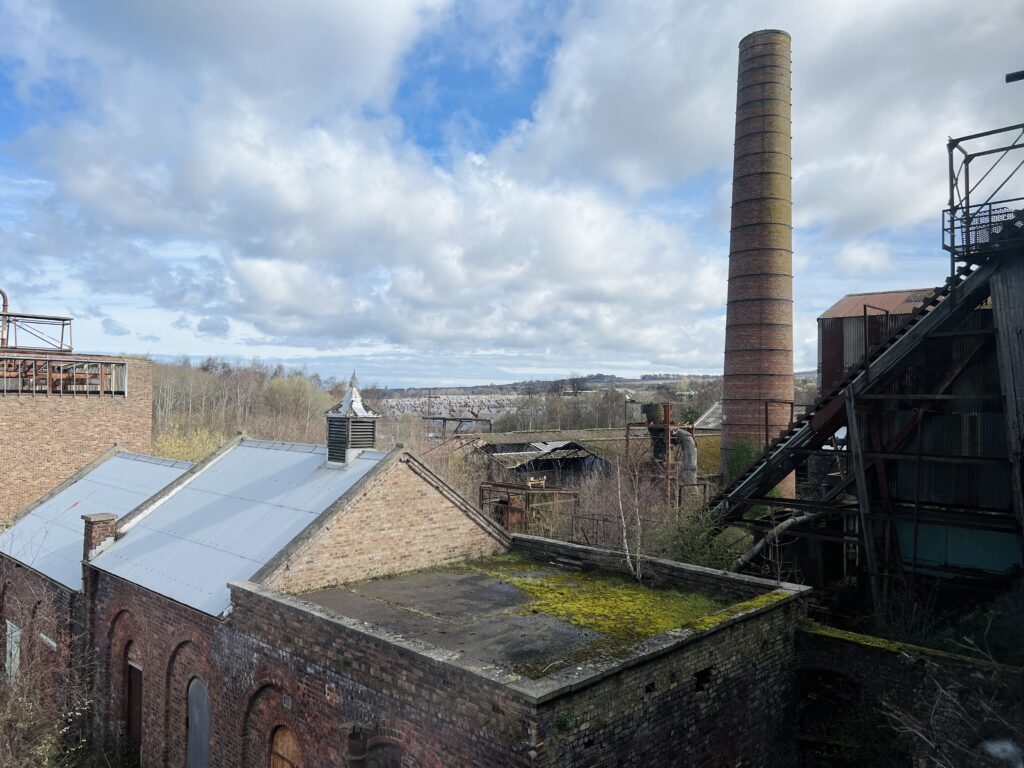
[301,553,760,681]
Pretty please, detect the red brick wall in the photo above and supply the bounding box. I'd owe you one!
[262,455,506,593]
[88,548,807,768]
[90,570,531,768]
[0,357,153,523]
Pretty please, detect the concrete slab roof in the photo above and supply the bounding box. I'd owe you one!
[300,555,734,683]
[0,450,192,589]
[92,439,387,616]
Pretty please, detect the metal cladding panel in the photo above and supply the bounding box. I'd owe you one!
[92,441,386,616]
[820,288,938,319]
[893,521,1021,574]
[0,453,192,589]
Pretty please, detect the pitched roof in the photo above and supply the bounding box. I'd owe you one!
[819,288,938,319]
[693,401,722,431]
[92,439,387,616]
[480,440,598,470]
[474,428,633,462]
[0,451,192,589]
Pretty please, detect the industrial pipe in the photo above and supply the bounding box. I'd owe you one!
[0,287,8,348]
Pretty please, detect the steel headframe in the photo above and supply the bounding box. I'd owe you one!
[944,122,1024,273]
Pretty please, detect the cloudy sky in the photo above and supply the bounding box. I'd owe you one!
[0,1,1020,386]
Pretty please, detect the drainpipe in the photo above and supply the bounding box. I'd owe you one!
[0,287,8,348]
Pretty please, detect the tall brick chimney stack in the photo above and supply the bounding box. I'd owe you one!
[721,30,795,495]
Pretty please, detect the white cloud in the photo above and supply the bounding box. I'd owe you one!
[0,0,1020,383]
[835,240,891,276]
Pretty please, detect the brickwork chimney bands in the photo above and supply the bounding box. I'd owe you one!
[721,30,795,496]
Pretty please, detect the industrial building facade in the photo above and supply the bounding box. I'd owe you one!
[0,381,811,767]
[0,298,153,522]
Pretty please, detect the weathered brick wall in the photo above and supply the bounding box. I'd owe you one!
[90,572,228,768]
[228,583,537,768]
[536,600,802,767]
[798,624,1024,767]
[263,455,506,593]
[90,569,536,768]
[0,357,153,523]
[88,549,808,768]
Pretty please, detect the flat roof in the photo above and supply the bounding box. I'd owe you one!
[0,451,192,589]
[301,554,735,682]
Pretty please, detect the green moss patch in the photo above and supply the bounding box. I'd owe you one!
[686,589,792,631]
[457,554,731,644]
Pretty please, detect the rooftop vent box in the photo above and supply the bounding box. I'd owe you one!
[325,373,378,464]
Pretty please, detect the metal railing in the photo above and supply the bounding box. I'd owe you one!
[0,356,127,396]
[944,123,1024,269]
[0,312,73,353]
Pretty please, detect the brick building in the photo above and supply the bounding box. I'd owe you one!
[80,427,806,767]
[0,304,154,522]
[0,377,809,767]
[0,447,191,743]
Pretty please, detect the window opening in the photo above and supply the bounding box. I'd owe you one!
[5,620,20,683]
[186,678,211,768]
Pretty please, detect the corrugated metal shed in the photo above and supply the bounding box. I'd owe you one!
[693,402,722,431]
[0,452,192,589]
[92,440,386,616]
[819,288,938,319]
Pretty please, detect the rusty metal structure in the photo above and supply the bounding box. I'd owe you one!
[0,290,127,396]
[711,123,1024,609]
[721,30,795,494]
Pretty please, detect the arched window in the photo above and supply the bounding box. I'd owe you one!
[364,743,403,768]
[270,726,302,768]
[186,678,211,768]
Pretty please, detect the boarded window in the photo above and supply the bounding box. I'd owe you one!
[5,620,20,683]
[186,678,211,768]
[126,662,143,763]
[270,726,302,768]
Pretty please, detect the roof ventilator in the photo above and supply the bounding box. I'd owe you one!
[325,372,378,465]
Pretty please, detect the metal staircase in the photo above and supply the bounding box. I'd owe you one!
[710,258,996,523]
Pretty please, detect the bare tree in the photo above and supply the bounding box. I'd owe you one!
[0,579,94,767]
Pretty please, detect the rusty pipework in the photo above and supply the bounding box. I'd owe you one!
[721,30,795,496]
[0,287,8,348]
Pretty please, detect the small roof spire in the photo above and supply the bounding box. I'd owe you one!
[327,370,379,419]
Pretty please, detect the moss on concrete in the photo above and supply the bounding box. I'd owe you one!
[458,554,731,644]
[686,589,792,631]
[800,621,1020,671]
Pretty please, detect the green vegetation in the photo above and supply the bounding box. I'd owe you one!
[687,590,792,631]
[457,554,731,645]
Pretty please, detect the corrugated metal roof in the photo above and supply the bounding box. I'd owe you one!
[693,401,722,431]
[92,440,385,616]
[819,288,938,319]
[0,452,192,589]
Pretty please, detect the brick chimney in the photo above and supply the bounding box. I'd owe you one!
[82,513,117,562]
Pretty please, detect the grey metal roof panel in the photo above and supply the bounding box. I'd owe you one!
[0,452,192,589]
[92,441,386,616]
